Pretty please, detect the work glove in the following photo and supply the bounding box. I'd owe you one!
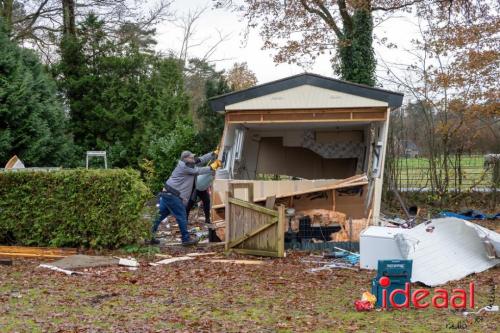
[210,159,222,171]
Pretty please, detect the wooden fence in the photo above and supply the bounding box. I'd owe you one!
[225,183,285,257]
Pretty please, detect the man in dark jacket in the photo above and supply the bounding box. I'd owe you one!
[152,150,221,245]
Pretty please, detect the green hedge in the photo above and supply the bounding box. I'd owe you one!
[0,169,151,248]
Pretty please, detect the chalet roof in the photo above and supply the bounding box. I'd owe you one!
[209,73,404,112]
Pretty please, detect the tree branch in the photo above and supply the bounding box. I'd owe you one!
[337,0,352,31]
[300,0,343,38]
[372,0,424,12]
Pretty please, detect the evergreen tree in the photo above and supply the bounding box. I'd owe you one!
[185,59,231,153]
[56,14,189,168]
[0,20,72,166]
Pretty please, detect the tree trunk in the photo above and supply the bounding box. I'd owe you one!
[336,8,376,86]
[1,0,14,31]
[62,0,76,37]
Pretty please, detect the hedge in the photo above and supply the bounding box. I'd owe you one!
[0,169,151,248]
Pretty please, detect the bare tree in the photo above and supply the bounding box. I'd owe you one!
[175,5,231,68]
[1,0,174,61]
[380,1,499,201]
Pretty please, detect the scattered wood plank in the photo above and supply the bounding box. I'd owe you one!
[149,257,194,266]
[200,242,225,248]
[0,258,13,266]
[185,252,217,257]
[154,254,173,259]
[209,259,264,265]
[39,264,81,276]
[0,246,77,259]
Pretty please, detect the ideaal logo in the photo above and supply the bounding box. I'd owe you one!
[377,276,475,309]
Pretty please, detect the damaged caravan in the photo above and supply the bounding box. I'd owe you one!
[208,73,404,257]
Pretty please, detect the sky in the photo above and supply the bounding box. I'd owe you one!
[154,0,421,91]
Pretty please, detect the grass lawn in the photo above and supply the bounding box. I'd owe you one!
[0,248,498,332]
[394,156,493,190]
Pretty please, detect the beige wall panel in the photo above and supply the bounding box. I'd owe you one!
[225,85,388,110]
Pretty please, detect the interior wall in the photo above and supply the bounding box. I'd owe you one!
[233,125,373,180]
[256,137,357,179]
[335,185,367,219]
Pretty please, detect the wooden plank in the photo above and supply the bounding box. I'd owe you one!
[185,252,217,257]
[212,178,368,209]
[332,189,336,211]
[228,118,385,124]
[226,108,388,124]
[226,107,387,115]
[265,195,276,209]
[0,253,70,259]
[227,217,278,249]
[225,190,231,251]
[0,246,77,255]
[0,246,77,258]
[230,182,254,202]
[0,258,13,265]
[228,197,278,216]
[209,259,264,265]
[352,111,386,120]
[277,205,285,258]
[155,254,173,259]
[230,248,282,257]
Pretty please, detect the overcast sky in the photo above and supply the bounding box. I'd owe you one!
[155,0,420,91]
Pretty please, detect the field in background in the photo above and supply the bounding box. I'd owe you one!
[394,155,493,191]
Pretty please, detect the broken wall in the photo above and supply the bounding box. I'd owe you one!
[233,127,369,180]
[256,137,357,179]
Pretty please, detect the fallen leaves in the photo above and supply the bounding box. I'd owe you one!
[1,253,498,332]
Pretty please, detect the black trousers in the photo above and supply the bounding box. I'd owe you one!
[186,189,211,224]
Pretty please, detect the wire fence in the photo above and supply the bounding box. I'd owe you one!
[392,155,496,192]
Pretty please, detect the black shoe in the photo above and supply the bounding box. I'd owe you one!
[182,237,199,246]
[149,238,161,245]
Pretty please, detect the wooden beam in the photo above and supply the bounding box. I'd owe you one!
[226,108,387,124]
[227,217,278,249]
[226,107,387,115]
[225,190,231,251]
[228,197,278,216]
[265,195,276,209]
[230,248,282,257]
[209,259,264,265]
[277,205,285,258]
[0,246,77,259]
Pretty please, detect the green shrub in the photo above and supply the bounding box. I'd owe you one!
[142,117,198,192]
[0,169,151,248]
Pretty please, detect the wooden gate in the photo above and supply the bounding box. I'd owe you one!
[225,183,285,257]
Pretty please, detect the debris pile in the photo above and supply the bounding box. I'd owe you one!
[360,217,500,286]
[305,247,360,272]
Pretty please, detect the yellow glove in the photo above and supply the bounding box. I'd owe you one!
[210,159,222,171]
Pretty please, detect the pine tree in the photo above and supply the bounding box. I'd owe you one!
[0,20,73,167]
[56,14,189,168]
